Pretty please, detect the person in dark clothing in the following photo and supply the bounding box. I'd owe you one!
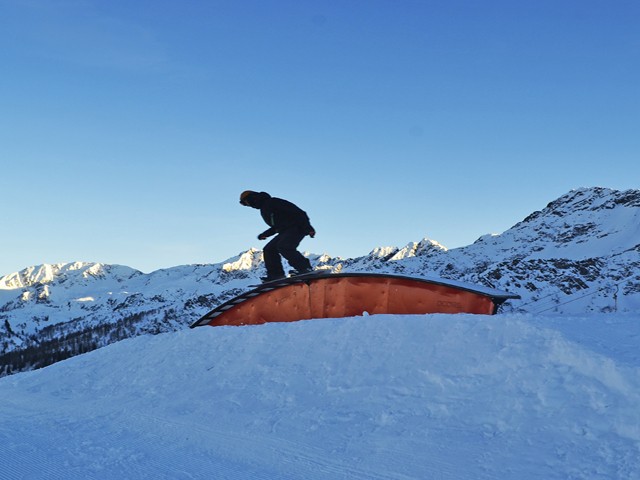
[239,191,316,281]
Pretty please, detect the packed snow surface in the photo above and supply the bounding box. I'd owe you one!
[1,313,640,479]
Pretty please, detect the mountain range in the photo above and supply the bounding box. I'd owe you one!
[1,186,639,376]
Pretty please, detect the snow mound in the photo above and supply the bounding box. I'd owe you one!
[1,313,639,479]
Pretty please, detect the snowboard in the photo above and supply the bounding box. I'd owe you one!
[248,269,331,288]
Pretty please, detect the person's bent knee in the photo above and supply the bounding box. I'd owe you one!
[264,241,279,253]
[278,246,297,256]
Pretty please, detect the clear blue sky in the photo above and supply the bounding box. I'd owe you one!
[1,0,638,275]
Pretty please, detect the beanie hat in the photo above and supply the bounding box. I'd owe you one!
[239,190,256,205]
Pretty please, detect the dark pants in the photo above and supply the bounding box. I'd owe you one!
[263,227,312,277]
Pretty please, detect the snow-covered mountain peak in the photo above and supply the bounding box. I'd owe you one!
[0,262,87,289]
[473,233,500,245]
[389,238,448,261]
[520,187,640,224]
[461,186,640,262]
[553,187,640,211]
[369,246,399,259]
[221,248,264,272]
[0,263,61,289]
[0,262,141,291]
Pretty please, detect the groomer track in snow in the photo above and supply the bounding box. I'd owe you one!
[191,272,520,328]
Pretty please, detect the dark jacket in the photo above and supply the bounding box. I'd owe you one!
[247,192,314,238]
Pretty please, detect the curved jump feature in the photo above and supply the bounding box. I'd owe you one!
[190,272,520,328]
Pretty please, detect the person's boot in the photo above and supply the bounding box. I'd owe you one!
[260,273,286,283]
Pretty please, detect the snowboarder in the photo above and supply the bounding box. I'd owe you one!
[240,191,316,282]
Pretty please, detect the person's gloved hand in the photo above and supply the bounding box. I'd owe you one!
[258,233,268,240]
[308,228,316,238]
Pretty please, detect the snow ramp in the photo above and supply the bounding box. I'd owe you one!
[190,272,519,328]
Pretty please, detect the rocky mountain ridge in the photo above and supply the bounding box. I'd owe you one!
[1,186,639,376]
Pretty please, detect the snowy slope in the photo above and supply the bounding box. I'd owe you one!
[1,313,639,479]
[1,187,639,376]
